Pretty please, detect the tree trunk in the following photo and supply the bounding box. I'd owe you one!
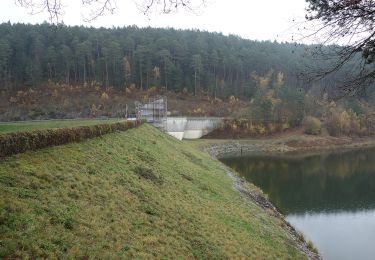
[164,61,168,91]
[66,65,70,85]
[139,62,143,90]
[105,59,109,88]
[83,60,86,84]
[74,64,77,84]
[214,66,217,98]
[146,70,149,89]
[194,70,197,96]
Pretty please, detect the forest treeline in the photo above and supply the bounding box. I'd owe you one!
[0,22,341,97]
[2,22,375,136]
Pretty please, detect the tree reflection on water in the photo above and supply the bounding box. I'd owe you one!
[221,148,375,214]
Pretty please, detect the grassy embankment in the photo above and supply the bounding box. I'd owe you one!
[0,124,305,259]
[0,119,124,133]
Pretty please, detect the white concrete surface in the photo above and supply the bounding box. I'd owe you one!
[183,130,204,139]
[167,131,185,140]
[165,117,221,140]
[166,117,188,132]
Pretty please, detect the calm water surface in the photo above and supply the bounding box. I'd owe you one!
[221,148,375,260]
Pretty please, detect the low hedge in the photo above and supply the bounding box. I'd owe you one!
[0,120,142,157]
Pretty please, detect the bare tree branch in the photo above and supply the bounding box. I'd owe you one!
[81,0,116,22]
[17,0,64,23]
[15,0,206,23]
[303,0,375,97]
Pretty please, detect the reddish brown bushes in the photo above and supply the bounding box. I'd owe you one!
[205,119,290,139]
[0,120,142,157]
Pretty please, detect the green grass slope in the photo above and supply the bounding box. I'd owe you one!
[0,124,304,259]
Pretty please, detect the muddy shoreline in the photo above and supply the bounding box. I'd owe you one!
[204,136,375,159]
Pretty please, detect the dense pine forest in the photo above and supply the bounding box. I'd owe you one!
[1,22,375,136]
[0,22,339,95]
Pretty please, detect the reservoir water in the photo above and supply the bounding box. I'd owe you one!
[221,148,375,260]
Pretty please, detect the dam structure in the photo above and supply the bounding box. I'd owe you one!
[166,117,222,140]
[136,96,221,140]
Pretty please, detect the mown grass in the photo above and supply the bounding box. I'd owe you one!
[0,124,304,259]
[0,119,124,133]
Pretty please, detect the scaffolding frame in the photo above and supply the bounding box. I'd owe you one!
[136,95,167,131]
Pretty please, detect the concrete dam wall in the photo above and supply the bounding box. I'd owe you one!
[166,117,222,140]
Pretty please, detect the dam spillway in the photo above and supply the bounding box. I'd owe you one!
[166,117,222,140]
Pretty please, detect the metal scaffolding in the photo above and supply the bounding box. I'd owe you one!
[136,95,167,131]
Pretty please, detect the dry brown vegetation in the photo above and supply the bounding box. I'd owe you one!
[0,83,249,121]
[205,119,291,139]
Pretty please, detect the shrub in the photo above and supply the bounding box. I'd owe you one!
[228,95,238,105]
[303,116,321,135]
[282,121,290,131]
[307,240,318,254]
[255,123,266,134]
[0,120,143,157]
[326,108,365,136]
[100,92,109,102]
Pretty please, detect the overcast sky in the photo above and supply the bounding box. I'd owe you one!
[0,0,309,42]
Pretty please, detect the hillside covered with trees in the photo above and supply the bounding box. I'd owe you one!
[1,22,375,137]
[0,22,340,95]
